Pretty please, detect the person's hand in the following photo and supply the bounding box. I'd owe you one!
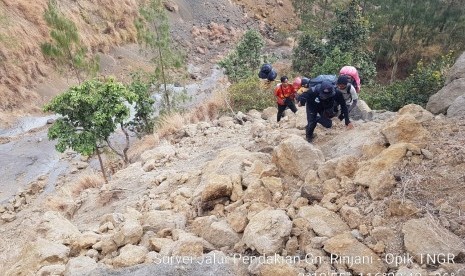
[297,102,302,107]
[346,122,354,130]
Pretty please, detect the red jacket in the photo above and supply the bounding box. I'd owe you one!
[274,84,296,105]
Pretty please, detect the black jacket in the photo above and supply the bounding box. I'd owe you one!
[298,88,351,126]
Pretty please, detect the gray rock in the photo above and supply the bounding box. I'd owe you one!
[351,99,373,121]
[402,218,465,264]
[421,149,434,160]
[243,209,292,254]
[447,95,465,117]
[426,78,465,114]
[272,135,324,180]
[298,205,349,237]
[142,210,186,233]
[65,256,98,276]
[191,216,240,248]
[445,51,465,84]
[323,233,387,275]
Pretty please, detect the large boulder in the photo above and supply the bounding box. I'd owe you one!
[447,95,465,118]
[262,107,278,121]
[426,78,465,114]
[199,173,233,207]
[272,135,324,179]
[427,51,465,114]
[398,104,434,123]
[193,146,270,200]
[112,244,148,268]
[64,256,98,276]
[298,205,350,237]
[350,99,373,121]
[354,143,408,200]
[295,107,308,129]
[38,211,81,243]
[6,238,70,275]
[320,121,387,159]
[445,51,465,84]
[402,218,465,264]
[142,210,186,232]
[381,114,428,147]
[167,231,215,257]
[323,233,387,275]
[243,209,292,254]
[113,218,143,247]
[140,143,176,164]
[191,216,240,248]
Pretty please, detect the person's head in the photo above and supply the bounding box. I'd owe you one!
[280,76,289,87]
[301,77,310,88]
[337,75,349,90]
[319,81,336,99]
[293,77,302,90]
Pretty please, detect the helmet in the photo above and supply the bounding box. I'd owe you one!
[301,77,310,88]
[293,77,302,90]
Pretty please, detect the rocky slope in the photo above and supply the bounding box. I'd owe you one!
[1,101,464,275]
[1,1,465,275]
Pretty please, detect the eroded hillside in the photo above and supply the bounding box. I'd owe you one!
[0,0,140,112]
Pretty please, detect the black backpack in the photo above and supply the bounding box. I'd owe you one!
[309,75,337,89]
[258,64,277,81]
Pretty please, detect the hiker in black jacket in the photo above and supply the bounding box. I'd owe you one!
[298,80,354,142]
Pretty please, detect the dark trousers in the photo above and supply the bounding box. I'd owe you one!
[277,98,297,122]
[305,108,332,139]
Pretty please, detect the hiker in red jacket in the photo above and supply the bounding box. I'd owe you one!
[274,76,297,122]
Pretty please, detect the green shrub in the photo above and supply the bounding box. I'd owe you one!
[309,47,377,84]
[227,77,275,112]
[311,47,352,76]
[219,30,265,83]
[292,33,325,76]
[363,53,454,111]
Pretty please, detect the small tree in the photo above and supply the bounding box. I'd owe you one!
[135,0,183,113]
[44,78,136,182]
[219,30,265,83]
[126,72,156,137]
[292,33,325,76]
[40,0,99,83]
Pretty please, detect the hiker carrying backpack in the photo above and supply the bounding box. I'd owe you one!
[274,76,297,122]
[339,66,360,93]
[335,75,358,121]
[297,80,353,143]
[295,75,336,103]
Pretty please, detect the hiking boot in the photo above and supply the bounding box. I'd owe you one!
[306,133,317,143]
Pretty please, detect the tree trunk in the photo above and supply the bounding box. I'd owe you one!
[95,143,108,183]
[105,125,130,165]
[154,23,170,112]
[121,123,130,164]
